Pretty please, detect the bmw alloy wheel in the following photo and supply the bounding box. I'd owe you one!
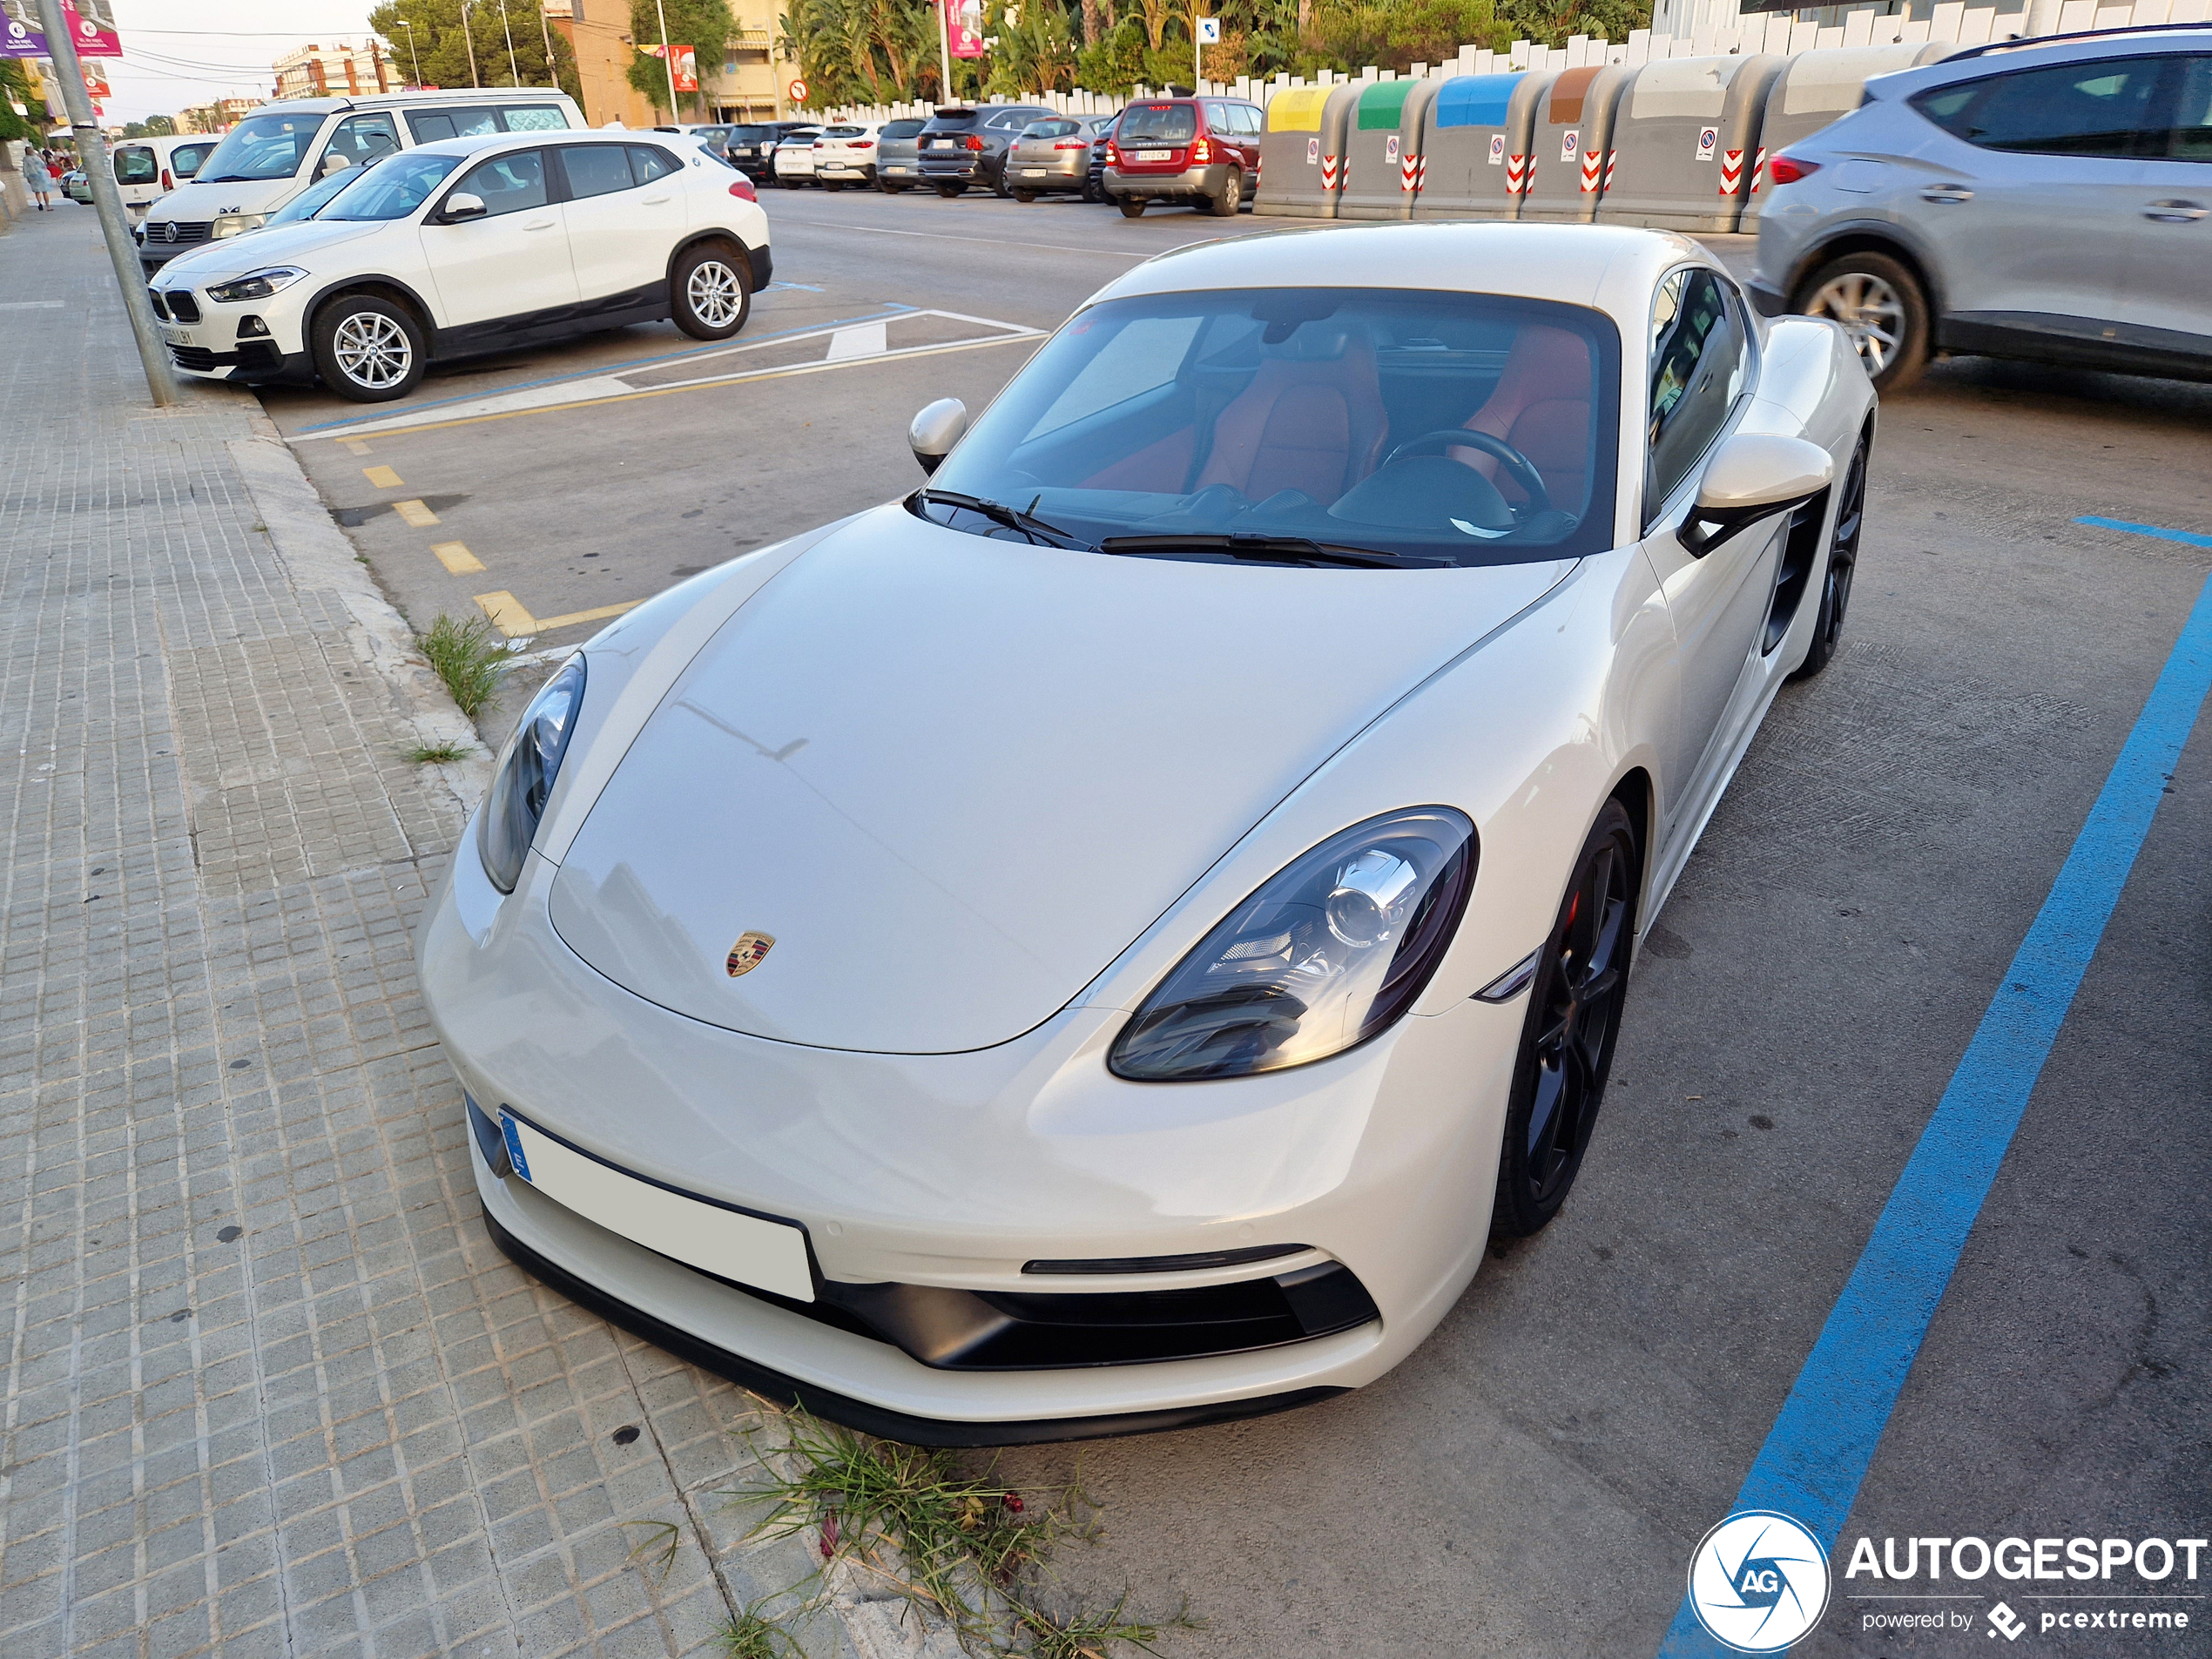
[333,312,412,391]
[686,260,745,330]
[1804,270,1905,375]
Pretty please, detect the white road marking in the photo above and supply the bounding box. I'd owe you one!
[769,216,1167,259]
[824,320,889,361]
[0,300,67,310]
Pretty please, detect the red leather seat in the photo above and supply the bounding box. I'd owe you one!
[1194,334,1389,507]
[1448,325,1594,510]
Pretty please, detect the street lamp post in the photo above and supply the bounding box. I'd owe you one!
[461,0,482,87]
[32,0,176,406]
[652,0,679,119]
[496,0,521,86]
[395,17,421,88]
[536,3,559,92]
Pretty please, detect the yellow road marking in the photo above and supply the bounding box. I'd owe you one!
[361,464,403,488]
[394,499,441,528]
[344,440,373,455]
[472,591,644,638]
[430,541,485,575]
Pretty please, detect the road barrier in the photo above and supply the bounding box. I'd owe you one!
[1406,71,1548,221]
[1516,63,1635,225]
[1338,78,1446,219]
[1740,43,1956,228]
[1594,52,1785,233]
[1258,83,1358,218]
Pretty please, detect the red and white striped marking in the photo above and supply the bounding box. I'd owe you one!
[1580,146,1602,193]
[1505,152,1529,193]
[1321,153,1341,190]
[1603,149,1619,189]
[1719,147,1744,194]
[1400,152,1424,192]
[1749,145,1770,194]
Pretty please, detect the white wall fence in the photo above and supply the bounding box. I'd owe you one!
[806,0,2207,121]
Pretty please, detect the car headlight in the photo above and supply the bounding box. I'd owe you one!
[210,212,266,239]
[206,265,307,302]
[477,658,586,894]
[1109,808,1476,1082]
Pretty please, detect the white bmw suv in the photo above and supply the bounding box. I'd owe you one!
[148,131,772,401]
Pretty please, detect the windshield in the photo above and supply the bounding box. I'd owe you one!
[267,160,369,225]
[1119,104,1197,143]
[195,111,326,183]
[922,287,1619,568]
[317,152,461,220]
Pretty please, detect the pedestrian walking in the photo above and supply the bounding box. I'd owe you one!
[19,145,52,210]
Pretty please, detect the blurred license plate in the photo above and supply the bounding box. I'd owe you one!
[160,324,192,347]
[1138,148,1171,161]
[1022,166,1045,175]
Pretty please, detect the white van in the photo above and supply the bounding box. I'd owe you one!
[113,133,220,219]
[138,87,583,274]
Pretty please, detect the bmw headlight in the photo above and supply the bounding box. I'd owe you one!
[1109,808,1476,1082]
[206,266,307,302]
[210,212,267,239]
[477,658,586,894]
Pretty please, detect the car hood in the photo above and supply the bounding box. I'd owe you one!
[147,175,298,218]
[158,217,390,282]
[548,505,1569,1055]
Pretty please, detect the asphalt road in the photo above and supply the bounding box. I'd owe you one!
[254,189,2212,1657]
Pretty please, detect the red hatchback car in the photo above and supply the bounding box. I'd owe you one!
[1103,96,1264,218]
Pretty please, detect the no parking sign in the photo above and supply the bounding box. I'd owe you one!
[1307,136,1319,164]
[1385,134,1399,164]
[1561,128,1579,164]
[1487,133,1505,165]
[1696,125,1717,161]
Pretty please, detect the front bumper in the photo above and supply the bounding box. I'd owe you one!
[421,822,1517,1440]
[1106,161,1233,201]
[151,280,313,384]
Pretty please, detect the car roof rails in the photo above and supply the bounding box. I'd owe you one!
[1940,16,2210,62]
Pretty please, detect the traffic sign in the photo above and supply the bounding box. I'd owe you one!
[788,78,809,102]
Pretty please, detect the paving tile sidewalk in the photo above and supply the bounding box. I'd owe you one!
[0,209,903,1659]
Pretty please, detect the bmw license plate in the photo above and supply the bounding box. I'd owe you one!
[496,1109,817,1302]
[160,323,192,347]
[1138,148,1171,161]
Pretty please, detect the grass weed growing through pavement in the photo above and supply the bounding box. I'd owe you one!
[724,1405,1195,1656]
[419,612,508,719]
[402,739,471,765]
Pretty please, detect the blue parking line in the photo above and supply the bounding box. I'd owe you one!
[2078,514,2212,550]
[292,305,909,432]
[1656,538,2212,1656]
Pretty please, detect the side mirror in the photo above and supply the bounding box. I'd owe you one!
[908,397,968,475]
[1679,434,1833,557]
[441,192,488,222]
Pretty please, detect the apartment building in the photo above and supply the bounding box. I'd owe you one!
[273,42,394,102]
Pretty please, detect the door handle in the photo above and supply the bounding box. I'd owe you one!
[2143,199,2207,222]
[642,192,673,204]
[523,218,556,230]
[1919,184,1973,204]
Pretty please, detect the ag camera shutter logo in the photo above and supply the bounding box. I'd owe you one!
[1688,1511,1831,1652]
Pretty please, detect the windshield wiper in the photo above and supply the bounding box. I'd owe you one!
[914,489,1095,550]
[199,173,261,184]
[1097,533,1434,570]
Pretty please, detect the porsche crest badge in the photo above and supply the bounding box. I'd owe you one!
[725,932,775,977]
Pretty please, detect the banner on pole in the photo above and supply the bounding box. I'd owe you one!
[947,0,985,58]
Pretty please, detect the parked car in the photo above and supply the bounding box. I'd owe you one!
[654,122,734,158]
[138,86,584,276]
[917,103,1055,197]
[261,154,384,227]
[113,133,219,219]
[61,165,92,205]
[1103,95,1264,217]
[772,126,824,186]
[145,132,768,401]
[1752,24,2212,391]
[420,220,1873,1444]
[813,122,883,190]
[723,120,814,185]
[1005,116,1097,202]
[873,117,929,191]
[1082,112,1119,203]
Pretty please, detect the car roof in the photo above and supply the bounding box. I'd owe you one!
[407,129,679,158]
[1093,221,1715,331]
[1869,24,2212,98]
[238,88,575,118]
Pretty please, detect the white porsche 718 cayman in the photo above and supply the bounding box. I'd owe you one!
[420,223,1874,1444]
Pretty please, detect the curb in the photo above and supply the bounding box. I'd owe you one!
[229,408,496,818]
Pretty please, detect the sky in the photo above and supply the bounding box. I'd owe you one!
[101,0,381,124]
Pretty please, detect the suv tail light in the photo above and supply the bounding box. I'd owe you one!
[852,138,874,148]
[1106,142,1123,166]
[966,134,985,152]
[1190,137,1212,164]
[1767,154,1820,185]
[160,167,172,190]
[728,176,757,201]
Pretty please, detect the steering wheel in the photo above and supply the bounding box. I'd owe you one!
[1380,428,1552,515]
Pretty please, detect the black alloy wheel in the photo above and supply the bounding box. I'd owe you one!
[1492,799,1639,1238]
[1787,433,1868,682]
[991,161,1014,198]
[1209,167,1243,217]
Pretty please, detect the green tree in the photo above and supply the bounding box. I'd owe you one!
[1308,0,1511,72]
[985,0,1076,95]
[627,0,737,119]
[1497,0,1648,47]
[779,0,943,106]
[368,0,581,99]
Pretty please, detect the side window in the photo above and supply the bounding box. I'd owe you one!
[319,112,401,178]
[627,145,683,185]
[560,143,635,199]
[1911,56,2166,159]
[410,107,502,143]
[452,150,549,217]
[174,142,215,176]
[501,105,570,132]
[2168,56,2212,160]
[1645,268,1749,522]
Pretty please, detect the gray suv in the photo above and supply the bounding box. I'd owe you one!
[1751,25,2210,390]
[917,104,1055,197]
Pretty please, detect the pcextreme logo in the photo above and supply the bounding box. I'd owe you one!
[1688,1511,1831,1653]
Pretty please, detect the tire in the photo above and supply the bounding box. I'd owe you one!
[1788,432,1869,682]
[823,179,844,192]
[1795,250,1930,394]
[990,166,1013,199]
[671,241,751,341]
[1118,197,1145,218]
[936,183,962,199]
[1013,188,1036,204]
[310,293,426,403]
[1209,168,1243,218]
[1492,799,1640,1238]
